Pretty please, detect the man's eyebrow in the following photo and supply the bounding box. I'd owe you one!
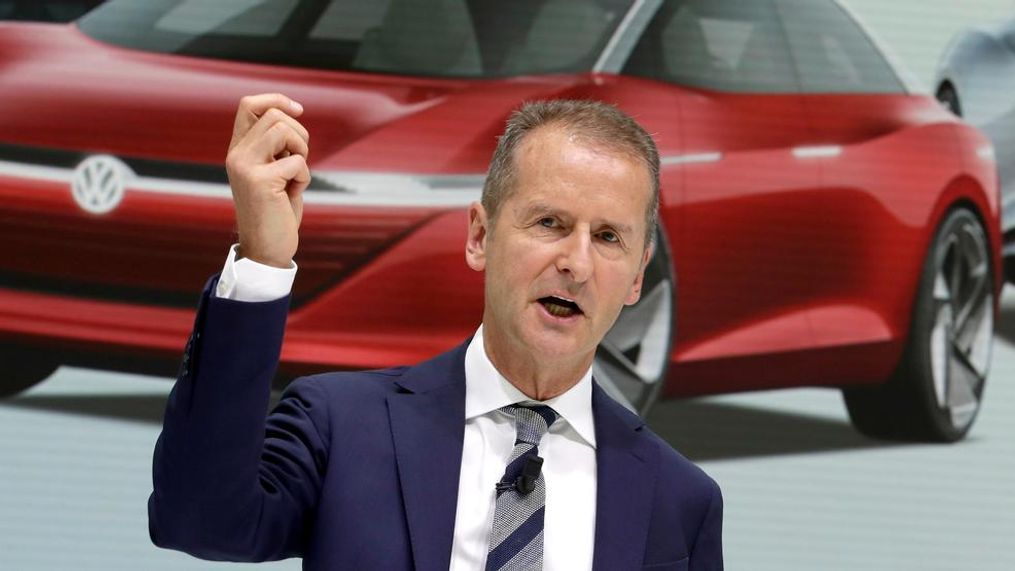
[602,221,635,236]
[516,202,558,219]
[516,202,635,235]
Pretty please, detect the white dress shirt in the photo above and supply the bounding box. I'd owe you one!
[453,325,596,571]
[216,245,597,570]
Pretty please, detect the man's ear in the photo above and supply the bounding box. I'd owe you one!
[465,201,489,272]
[625,241,654,305]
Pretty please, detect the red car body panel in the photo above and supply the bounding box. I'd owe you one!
[0,21,1002,397]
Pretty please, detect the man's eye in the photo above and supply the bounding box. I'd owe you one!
[599,231,619,243]
[538,217,557,228]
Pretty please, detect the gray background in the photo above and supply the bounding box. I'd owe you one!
[4,2,1015,569]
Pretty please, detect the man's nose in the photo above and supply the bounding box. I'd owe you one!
[555,231,593,282]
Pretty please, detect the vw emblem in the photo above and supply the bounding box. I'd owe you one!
[71,155,133,214]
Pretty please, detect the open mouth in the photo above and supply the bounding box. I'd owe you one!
[538,295,583,318]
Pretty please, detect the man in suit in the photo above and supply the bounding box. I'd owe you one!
[149,93,723,570]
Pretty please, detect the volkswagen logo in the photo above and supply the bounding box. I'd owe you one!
[71,155,133,214]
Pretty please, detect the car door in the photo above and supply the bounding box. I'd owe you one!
[624,0,822,394]
[773,0,958,383]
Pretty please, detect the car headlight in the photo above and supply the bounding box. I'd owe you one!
[307,171,486,206]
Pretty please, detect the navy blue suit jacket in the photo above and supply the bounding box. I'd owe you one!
[148,277,723,570]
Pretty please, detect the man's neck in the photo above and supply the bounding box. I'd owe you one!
[481,326,593,401]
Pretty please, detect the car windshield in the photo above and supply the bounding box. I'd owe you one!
[78,0,635,78]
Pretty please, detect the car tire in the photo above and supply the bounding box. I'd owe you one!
[843,207,994,442]
[594,226,675,416]
[0,344,58,398]
[936,83,962,117]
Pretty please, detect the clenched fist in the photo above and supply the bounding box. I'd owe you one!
[225,93,311,269]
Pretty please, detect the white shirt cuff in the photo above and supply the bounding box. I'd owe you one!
[214,244,297,302]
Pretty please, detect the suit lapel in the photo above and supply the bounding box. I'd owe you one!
[387,342,468,571]
[591,383,659,571]
[385,344,660,570]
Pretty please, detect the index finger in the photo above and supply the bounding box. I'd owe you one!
[231,93,304,147]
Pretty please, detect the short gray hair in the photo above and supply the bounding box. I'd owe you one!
[481,99,660,248]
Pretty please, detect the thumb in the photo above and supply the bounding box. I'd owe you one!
[271,154,310,193]
[272,153,309,226]
[272,152,309,183]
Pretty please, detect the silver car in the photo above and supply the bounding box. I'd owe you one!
[936,16,1015,283]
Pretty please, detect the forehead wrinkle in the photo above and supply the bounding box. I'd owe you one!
[511,127,650,242]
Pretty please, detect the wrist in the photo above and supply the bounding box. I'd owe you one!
[236,244,293,269]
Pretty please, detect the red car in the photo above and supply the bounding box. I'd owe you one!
[0,0,1002,442]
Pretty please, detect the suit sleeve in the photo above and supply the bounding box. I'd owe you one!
[148,275,330,562]
[688,479,723,571]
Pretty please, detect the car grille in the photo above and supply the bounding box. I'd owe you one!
[0,143,437,309]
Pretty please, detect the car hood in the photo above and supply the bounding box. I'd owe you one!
[0,22,593,175]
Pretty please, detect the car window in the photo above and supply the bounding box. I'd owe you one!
[623,0,798,93]
[77,0,634,78]
[155,0,297,38]
[775,0,904,94]
[308,1,390,41]
[0,0,103,22]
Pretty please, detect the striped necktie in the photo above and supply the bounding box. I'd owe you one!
[486,404,559,571]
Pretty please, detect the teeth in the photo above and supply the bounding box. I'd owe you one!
[544,300,576,317]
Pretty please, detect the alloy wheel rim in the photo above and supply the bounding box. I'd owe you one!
[929,218,993,431]
[594,232,674,415]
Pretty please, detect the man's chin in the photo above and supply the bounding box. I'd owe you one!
[521,326,598,364]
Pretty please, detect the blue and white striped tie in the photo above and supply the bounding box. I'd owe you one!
[486,404,559,571]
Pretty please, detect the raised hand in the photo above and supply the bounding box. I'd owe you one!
[225,93,311,269]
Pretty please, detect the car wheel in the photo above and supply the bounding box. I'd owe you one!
[0,344,58,398]
[936,83,962,117]
[843,207,993,441]
[594,226,675,416]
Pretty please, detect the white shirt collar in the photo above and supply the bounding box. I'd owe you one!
[464,324,597,448]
